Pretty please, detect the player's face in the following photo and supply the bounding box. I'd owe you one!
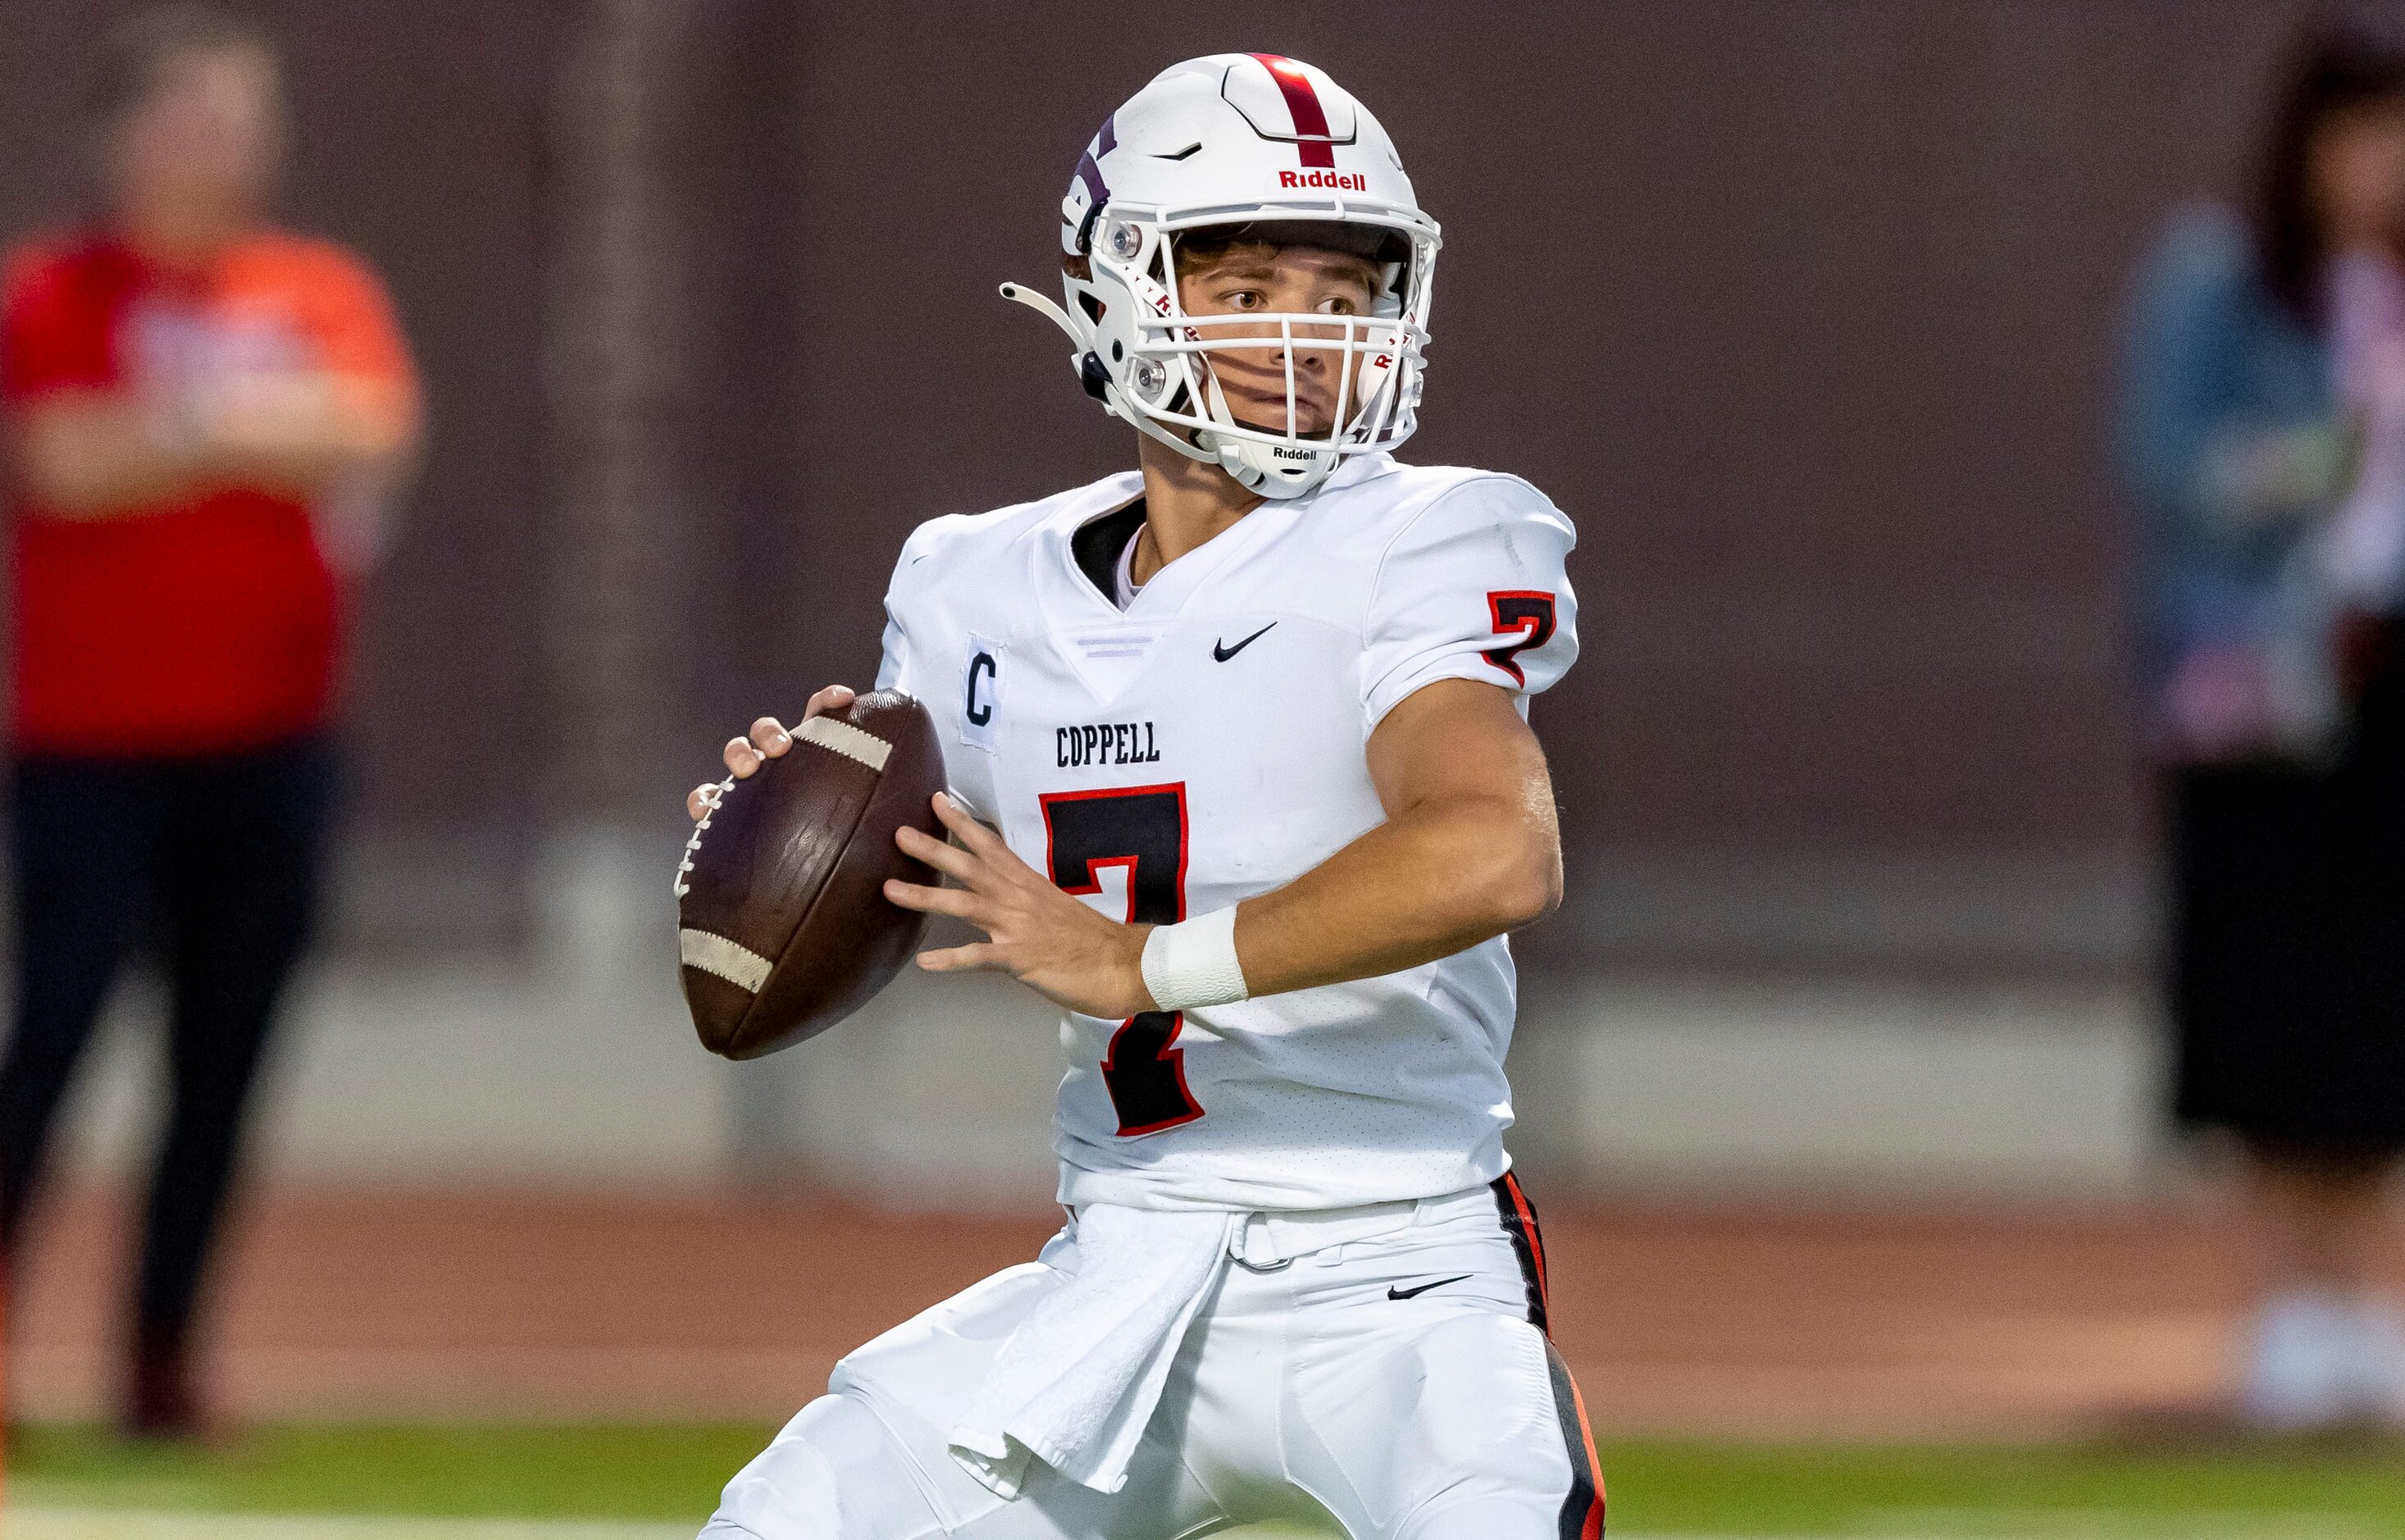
[110,43,285,226]
[1175,242,1383,438]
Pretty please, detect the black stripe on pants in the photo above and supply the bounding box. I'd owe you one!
[1543,1340,1606,1540]
[1493,1172,1606,1539]
[0,736,334,1358]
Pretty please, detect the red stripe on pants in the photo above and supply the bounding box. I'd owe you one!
[1503,1170,1550,1311]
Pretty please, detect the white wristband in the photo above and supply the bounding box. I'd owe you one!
[1140,905,1249,1011]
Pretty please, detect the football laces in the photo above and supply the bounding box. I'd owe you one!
[672,775,736,899]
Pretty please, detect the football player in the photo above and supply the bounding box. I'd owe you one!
[692,53,1594,1540]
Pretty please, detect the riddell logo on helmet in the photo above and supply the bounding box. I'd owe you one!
[1278,169,1368,192]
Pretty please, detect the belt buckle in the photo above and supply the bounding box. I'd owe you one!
[1235,1214,1291,1271]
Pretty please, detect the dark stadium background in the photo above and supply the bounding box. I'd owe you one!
[0,2,2291,971]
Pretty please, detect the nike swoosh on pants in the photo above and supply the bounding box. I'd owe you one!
[1387,1273,1473,1301]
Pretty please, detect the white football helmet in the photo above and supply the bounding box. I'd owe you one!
[1002,53,1442,499]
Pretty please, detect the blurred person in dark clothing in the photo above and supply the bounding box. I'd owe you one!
[0,6,418,1437]
[2123,11,2405,1431]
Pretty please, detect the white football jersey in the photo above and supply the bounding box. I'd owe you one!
[875,453,1578,1212]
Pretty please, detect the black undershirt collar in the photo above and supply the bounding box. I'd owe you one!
[1071,498,1146,604]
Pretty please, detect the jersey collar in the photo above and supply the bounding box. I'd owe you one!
[1046,452,1405,630]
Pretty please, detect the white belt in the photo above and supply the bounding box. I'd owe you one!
[1226,1184,1486,1269]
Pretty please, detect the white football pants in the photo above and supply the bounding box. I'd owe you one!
[700,1177,1605,1540]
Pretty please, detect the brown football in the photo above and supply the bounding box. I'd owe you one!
[674,690,946,1059]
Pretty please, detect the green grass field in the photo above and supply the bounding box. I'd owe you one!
[10,1424,2405,1538]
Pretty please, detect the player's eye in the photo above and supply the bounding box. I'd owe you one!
[1221,289,1264,310]
[1317,295,1360,317]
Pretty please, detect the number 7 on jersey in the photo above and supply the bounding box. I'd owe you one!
[1039,784,1207,1137]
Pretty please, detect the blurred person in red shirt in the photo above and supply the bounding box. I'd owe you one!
[0,6,418,1438]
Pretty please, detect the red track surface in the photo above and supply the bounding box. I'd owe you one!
[8,1182,2368,1437]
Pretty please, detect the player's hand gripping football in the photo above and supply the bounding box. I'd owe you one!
[690,686,1154,1021]
[883,799,1155,1021]
[684,684,858,820]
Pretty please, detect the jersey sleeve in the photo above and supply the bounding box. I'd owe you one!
[874,562,918,696]
[874,515,958,696]
[874,604,913,695]
[1359,476,1579,728]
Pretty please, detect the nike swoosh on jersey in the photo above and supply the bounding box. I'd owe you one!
[1213,622,1277,662]
[1387,1273,1473,1301]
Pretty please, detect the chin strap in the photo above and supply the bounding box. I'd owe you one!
[1194,371,1263,490]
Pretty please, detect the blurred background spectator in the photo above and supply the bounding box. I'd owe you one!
[2123,9,2405,1431]
[0,4,418,1438]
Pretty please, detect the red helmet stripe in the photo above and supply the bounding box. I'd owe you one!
[1247,53,1337,168]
